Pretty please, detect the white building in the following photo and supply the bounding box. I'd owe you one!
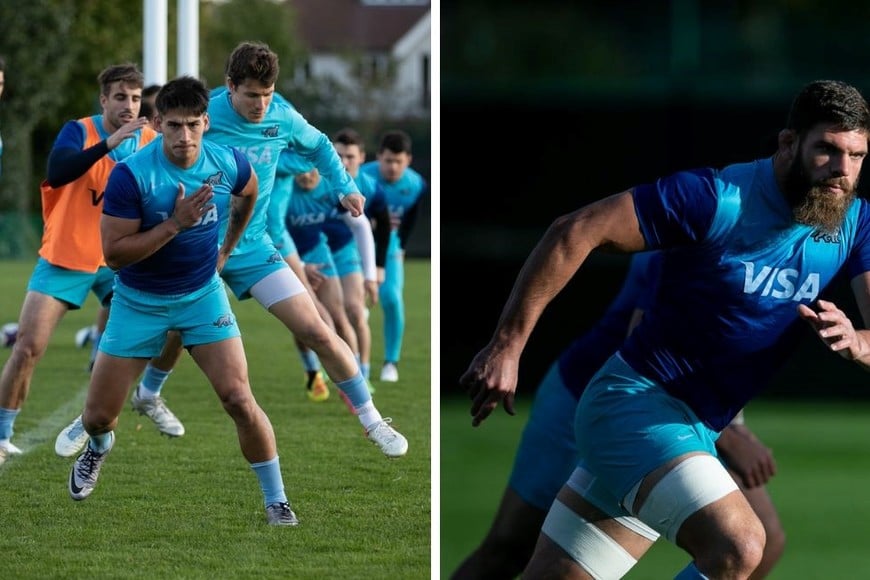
[289,0,431,119]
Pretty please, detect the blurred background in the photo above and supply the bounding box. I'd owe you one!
[0,0,432,261]
[442,0,870,400]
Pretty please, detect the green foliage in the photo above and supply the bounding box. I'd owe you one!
[0,258,431,579]
[199,0,305,89]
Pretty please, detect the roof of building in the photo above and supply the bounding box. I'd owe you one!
[291,0,430,52]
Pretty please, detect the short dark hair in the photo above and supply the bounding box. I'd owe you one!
[225,41,279,87]
[378,130,412,155]
[97,63,144,96]
[333,127,365,150]
[143,83,162,99]
[155,76,209,117]
[786,80,870,136]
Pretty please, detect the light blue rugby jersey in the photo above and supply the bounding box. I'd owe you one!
[622,157,870,430]
[102,136,251,294]
[321,170,386,251]
[359,161,426,228]
[285,171,346,256]
[205,90,357,254]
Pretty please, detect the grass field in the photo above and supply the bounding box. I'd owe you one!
[0,258,431,579]
[441,396,870,579]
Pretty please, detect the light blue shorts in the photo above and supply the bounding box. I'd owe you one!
[222,241,288,300]
[100,273,240,358]
[574,353,719,516]
[331,239,362,278]
[508,362,579,510]
[302,237,338,278]
[27,258,115,309]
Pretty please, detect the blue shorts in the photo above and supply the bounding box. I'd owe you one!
[221,240,288,300]
[27,258,115,309]
[331,239,362,278]
[100,273,239,358]
[575,353,719,516]
[302,237,338,278]
[509,362,579,510]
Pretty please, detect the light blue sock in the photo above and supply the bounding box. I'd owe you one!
[360,362,371,380]
[299,349,320,373]
[0,407,20,440]
[674,562,709,579]
[89,432,113,454]
[139,364,171,397]
[335,372,372,408]
[250,456,288,506]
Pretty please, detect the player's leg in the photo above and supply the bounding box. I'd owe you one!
[305,242,358,356]
[182,280,297,526]
[378,235,405,382]
[0,259,96,461]
[735,479,786,579]
[249,265,408,458]
[130,330,186,436]
[341,271,371,379]
[452,363,579,579]
[284,250,331,396]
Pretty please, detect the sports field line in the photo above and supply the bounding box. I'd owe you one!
[0,383,88,470]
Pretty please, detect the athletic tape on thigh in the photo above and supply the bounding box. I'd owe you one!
[635,454,738,543]
[567,467,660,542]
[541,499,638,580]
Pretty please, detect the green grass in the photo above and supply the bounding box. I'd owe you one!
[0,258,430,579]
[441,396,870,579]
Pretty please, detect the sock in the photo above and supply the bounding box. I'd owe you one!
[139,364,172,398]
[250,456,288,506]
[355,401,383,432]
[0,407,20,440]
[299,349,320,373]
[674,562,709,579]
[360,362,371,380]
[89,432,113,454]
[335,372,372,408]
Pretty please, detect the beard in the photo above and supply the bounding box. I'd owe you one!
[783,154,856,233]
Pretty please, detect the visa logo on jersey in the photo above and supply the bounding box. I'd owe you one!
[742,261,819,301]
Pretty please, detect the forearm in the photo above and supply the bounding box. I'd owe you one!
[47,143,110,187]
[104,218,181,269]
[344,214,377,281]
[219,195,255,258]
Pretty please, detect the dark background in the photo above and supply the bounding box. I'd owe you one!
[441,1,870,401]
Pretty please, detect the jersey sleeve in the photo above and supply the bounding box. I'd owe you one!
[632,168,719,249]
[102,164,143,219]
[230,148,252,196]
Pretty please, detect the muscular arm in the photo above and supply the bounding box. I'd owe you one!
[218,170,258,267]
[462,190,646,426]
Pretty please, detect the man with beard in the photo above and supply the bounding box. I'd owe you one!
[460,79,870,579]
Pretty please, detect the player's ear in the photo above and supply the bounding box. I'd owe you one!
[203,113,210,132]
[777,129,798,159]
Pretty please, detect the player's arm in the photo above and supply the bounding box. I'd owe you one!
[462,190,646,426]
[218,159,258,268]
[715,416,776,489]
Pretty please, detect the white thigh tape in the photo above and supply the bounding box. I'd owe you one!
[541,499,637,580]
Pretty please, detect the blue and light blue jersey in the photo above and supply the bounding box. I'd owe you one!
[321,170,386,252]
[557,251,659,398]
[206,90,357,254]
[360,161,425,239]
[285,173,346,256]
[621,157,870,430]
[102,137,251,294]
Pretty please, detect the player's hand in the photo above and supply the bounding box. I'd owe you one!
[716,423,776,488]
[106,117,150,150]
[798,300,862,361]
[460,345,518,427]
[364,280,379,306]
[304,262,326,291]
[170,183,214,230]
[340,193,365,217]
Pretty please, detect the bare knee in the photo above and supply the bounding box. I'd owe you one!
[217,386,258,422]
[693,517,766,578]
